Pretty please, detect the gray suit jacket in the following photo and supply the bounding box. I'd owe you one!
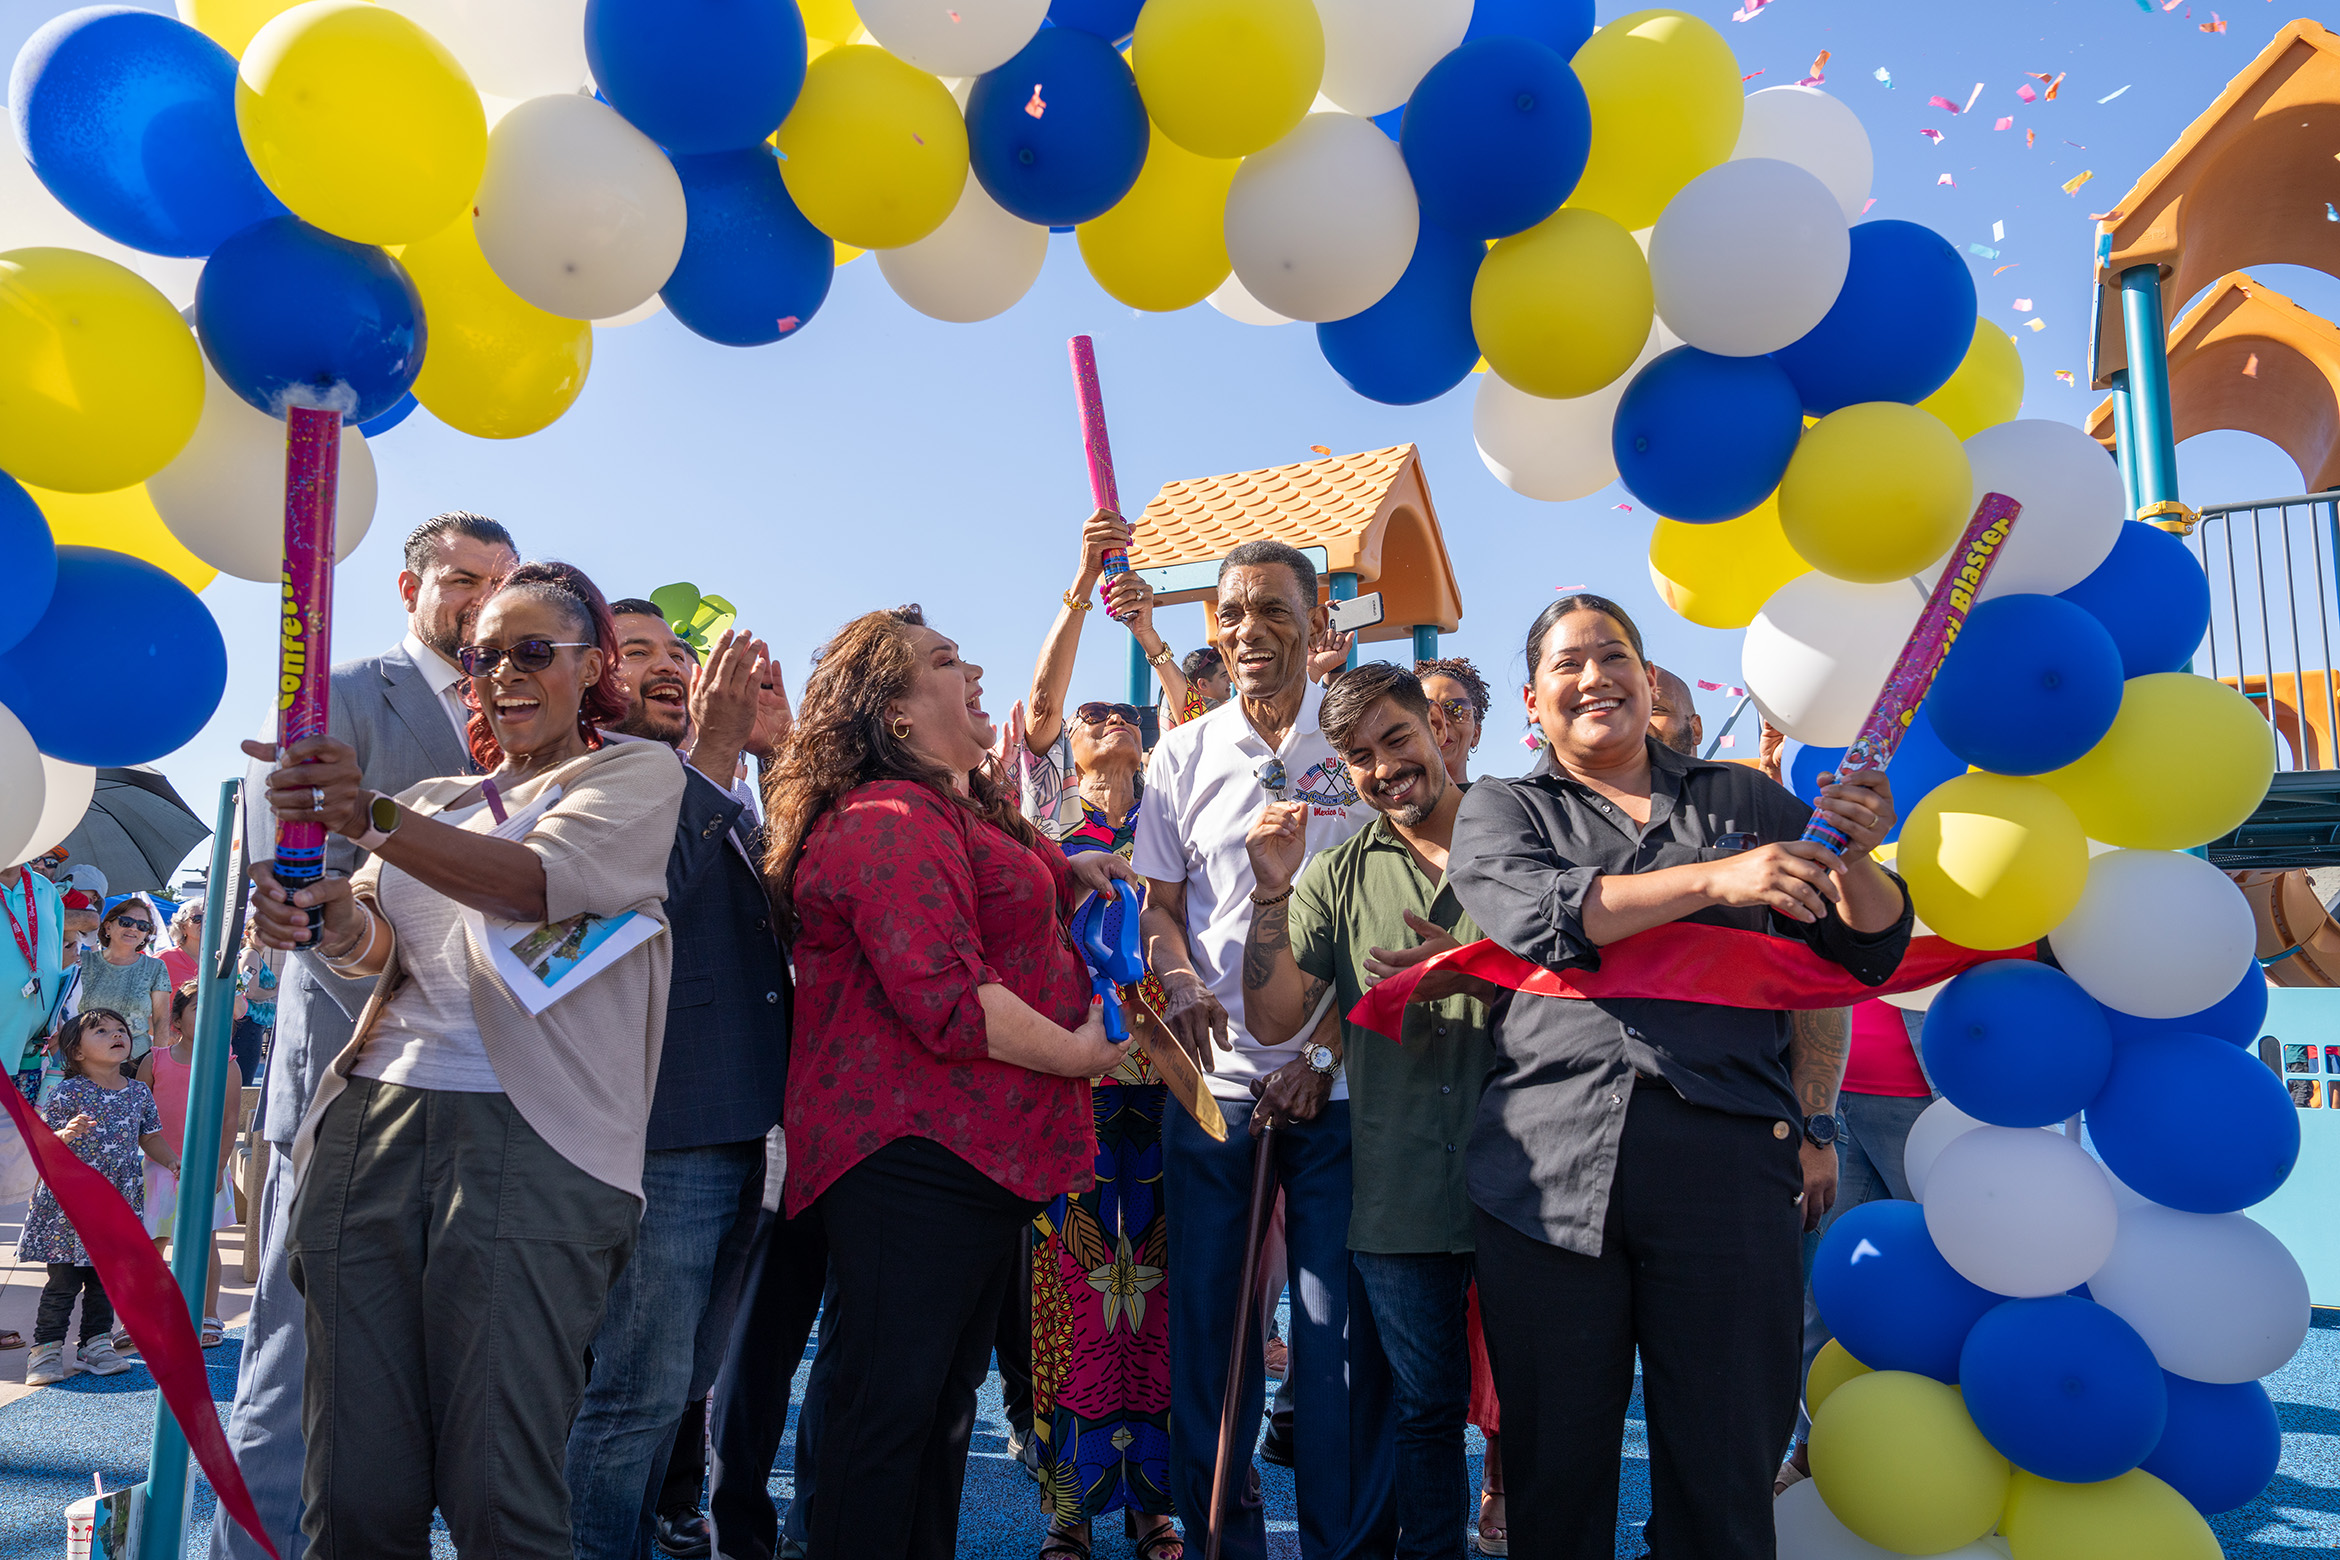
[250,641,473,1145]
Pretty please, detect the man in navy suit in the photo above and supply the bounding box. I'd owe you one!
[567,603,794,1560]
[217,512,519,1560]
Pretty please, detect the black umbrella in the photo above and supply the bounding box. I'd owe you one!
[53,767,211,896]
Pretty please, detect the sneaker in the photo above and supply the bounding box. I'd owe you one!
[77,1336,134,1376]
[108,1324,137,1354]
[24,1342,70,1386]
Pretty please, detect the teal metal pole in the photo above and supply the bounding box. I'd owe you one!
[1127,633,1152,708]
[1411,625,1439,663]
[137,780,239,1560]
[2120,265,2181,512]
[2107,369,2142,523]
[1329,572,1361,671]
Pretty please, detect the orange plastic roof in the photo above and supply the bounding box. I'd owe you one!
[2090,18,2340,388]
[1130,444,1464,639]
[2086,273,2340,494]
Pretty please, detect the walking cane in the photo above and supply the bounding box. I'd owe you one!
[1205,1118,1281,1560]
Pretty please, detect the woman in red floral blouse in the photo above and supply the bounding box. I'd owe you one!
[764,606,1137,1560]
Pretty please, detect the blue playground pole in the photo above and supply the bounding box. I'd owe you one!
[1127,633,1152,709]
[2107,369,2142,523]
[1329,572,1361,671]
[2120,266,2181,516]
[1411,625,1439,663]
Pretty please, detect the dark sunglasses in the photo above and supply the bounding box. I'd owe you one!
[456,640,595,677]
[114,917,153,934]
[1075,702,1142,730]
[1255,757,1288,799]
[1432,697,1476,725]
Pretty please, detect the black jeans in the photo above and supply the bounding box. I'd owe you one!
[801,1137,1041,1560]
[37,1263,112,1345]
[1473,1083,1804,1560]
[709,1203,830,1560]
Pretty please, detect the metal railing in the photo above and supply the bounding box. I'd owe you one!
[2191,493,2340,773]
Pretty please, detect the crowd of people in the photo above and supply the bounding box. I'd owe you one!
[3,505,1937,1560]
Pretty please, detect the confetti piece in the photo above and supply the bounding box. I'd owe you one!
[2244,353,2259,377]
[1874,66,1893,87]
[1928,95,1961,112]
[2202,12,2226,31]
[1798,49,1829,85]
[1963,82,1985,114]
[2062,169,2094,195]
[2064,140,2087,149]
[2013,297,2033,310]
[1025,84,1045,118]
[2025,317,2046,332]
[1938,173,1956,186]
[1740,70,1766,82]
[2026,128,2038,148]
[1719,734,1737,748]
[1992,220,2005,240]
[912,132,924,144]
[2055,369,2075,385]
[2026,71,2064,100]
[1521,732,1545,750]
[776,315,800,331]
[2329,202,2339,222]
[948,7,959,17]
[2098,85,2131,103]
[1697,679,1724,691]
[1557,585,1590,593]
[2087,208,2125,222]
[1309,445,1331,454]
[1921,127,1945,144]
[1860,197,1877,213]
[2018,83,2038,102]
[1993,262,2020,274]
[1612,502,1635,511]
[1730,0,1771,19]
[1995,115,2013,130]
[1968,243,1999,258]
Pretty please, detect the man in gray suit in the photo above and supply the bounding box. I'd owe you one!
[216,512,518,1560]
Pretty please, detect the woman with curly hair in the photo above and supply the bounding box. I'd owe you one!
[1414,656,1490,787]
[764,606,1141,1560]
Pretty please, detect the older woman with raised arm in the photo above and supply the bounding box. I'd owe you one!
[1445,593,1911,1560]
[766,606,1139,1560]
[243,561,685,1560]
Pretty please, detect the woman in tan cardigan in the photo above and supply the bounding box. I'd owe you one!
[245,562,685,1560]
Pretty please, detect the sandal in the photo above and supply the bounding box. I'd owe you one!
[0,1330,21,1350]
[1128,1513,1184,1560]
[1476,1487,1507,1556]
[201,1316,225,1348]
[1037,1522,1091,1560]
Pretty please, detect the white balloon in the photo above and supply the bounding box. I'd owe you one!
[1903,1097,1986,1202]
[1473,318,1677,502]
[148,359,377,583]
[2086,1203,2310,1382]
[2049,850,2257,1019]
[1314,0,1471,116]
[1742,574,1924,746]
[1649,158,1848,357]
[0,140,201,308]
[1225,113,1419,324]
[595,295,667,328]
[0,708,47,871]
[1923,420,2126,599]
[874,170,1047,323]
[1206,272,1294,327]
[1774,1479,2006,1560]
[383,0,588,98]
[473,94,688,321]
[1923,1125,2118,1297]
[1732,86,1874,221]
[5,757,95,872]
[857,0,1047,77]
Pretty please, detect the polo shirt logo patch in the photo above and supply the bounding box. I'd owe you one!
[1291,757,1361,810]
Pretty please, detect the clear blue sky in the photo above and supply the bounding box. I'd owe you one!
[3,0,2333,848]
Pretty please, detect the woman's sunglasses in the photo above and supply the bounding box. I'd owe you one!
[1075,702,1143,730]
[114,918,153,934]
[1433,697,1477,726]
[456,640,595,676]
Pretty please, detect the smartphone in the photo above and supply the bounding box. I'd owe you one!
[1326,592,1385,635]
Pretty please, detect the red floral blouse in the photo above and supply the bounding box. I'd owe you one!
[783,779,1097,1215]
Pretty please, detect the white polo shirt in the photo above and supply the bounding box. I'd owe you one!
[1133,677,1367,1101]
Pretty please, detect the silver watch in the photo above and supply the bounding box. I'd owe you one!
[1302,1043,1340,1077]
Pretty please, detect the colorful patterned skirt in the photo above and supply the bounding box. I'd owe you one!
[1031,1077,1174,1521]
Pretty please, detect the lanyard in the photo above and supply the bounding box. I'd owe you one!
[0,877,36,972]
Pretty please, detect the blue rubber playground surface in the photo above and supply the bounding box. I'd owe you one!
[0,1316,2331,1559]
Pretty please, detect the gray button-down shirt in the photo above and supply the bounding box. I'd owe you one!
[1448,739,1912,1256]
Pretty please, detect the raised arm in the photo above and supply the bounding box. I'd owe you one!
[1101,571,1191,724]
[1026,509,1134,755]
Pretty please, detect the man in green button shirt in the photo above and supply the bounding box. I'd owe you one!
[1242,662,1497,1560]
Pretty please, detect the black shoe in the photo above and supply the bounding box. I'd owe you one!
[1258,1411,1294,1469]
[654,1511,712,1559]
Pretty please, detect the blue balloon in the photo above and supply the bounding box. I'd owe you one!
[1401,38,1590,239]
[968,28,1146,227]
[1959,1297,2168,1484]
[1047,0,1140,40]
[1790,705,1966,843]
[0,475,58,660]
[1613,347,1805,522]
[1315,222,1482,405]
[1463,0,1597,57]
[1372,103,1405,141]
[2102,965,2268,1050]
[195,217,423,424]
[2141,1372,2283,1514]
[1811,1199,1999,1383]
[9,7,285,258]
[356,392,417,439]
[2058,520,2213,678]
[659,147,833,348]
[586,0,806,155]
[1927,594,2125,775]
[1771,220,1977,415]
[1924,962,2114,1127]
[2088,1031,2300,1214]
[0,547,225,766]
[1789,741,1844,806]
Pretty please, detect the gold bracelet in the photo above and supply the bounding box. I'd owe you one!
[1061,588,1093,613]
[1145,643,1175,668]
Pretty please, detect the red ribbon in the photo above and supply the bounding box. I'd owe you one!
[0,1083,280,1558]
[1347,924,2036,1041]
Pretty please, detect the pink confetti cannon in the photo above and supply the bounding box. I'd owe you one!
[274,406,341,943]
[1802,492,2022,853]
[1068,335,1132,621]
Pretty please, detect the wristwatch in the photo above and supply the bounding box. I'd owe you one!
[1302,1042,1340,1078]
[351,791,403,853]
[1801,1112,1840,1150]
[1145,643,1176,668]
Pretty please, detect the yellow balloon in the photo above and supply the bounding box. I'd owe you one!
[1808,1371,2009,1555]
[181,0,311,58]
[399,217,591,440]
[799,0,862,48]
[27,483,217,594]
[0,248,203,494]
[1805,1339,1871,1419]
[237,0,487,246]
[1079,125,1239,311]
[834,240,865,267]
[1920,318,2026,440]
[1899,772,2087,949]
[1131,0,1324,159]
[1472,208,1651,400]
[1779,402,1974,583]
[1567,10,1744,230]
[775,46,968,251]
[1648,492,1808,630]
[2038,673,2277,850]
[2000,1468,2221,1560]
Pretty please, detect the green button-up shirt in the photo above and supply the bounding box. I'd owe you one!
[1288,809,1495,1255]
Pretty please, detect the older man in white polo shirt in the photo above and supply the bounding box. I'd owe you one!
[1136,539,1395,1560]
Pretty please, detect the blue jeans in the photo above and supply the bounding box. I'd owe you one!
[1796,1090,1934,1439]
[1164,1098,1395,1560]
[567,1140,766,1560]
[1351,1253,1473,1560]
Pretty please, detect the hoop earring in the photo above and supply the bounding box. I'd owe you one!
[891,716,913,740]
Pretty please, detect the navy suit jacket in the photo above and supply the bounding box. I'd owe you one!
[647,764,790,1152]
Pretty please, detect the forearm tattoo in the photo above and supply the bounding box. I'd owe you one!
[1243,898,1291,993]
[1789,1006,1851,1118]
